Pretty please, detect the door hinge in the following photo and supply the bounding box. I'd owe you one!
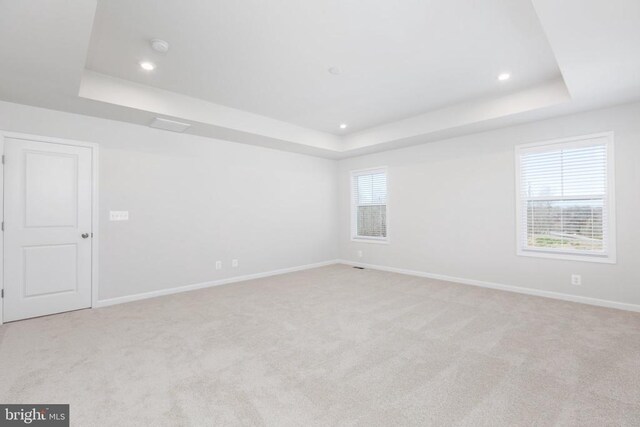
[1,221,3,231]
[1,289,3,298]
[1,154,4,164]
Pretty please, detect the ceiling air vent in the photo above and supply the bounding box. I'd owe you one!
[149,117,191,133]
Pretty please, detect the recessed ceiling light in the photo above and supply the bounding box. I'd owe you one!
[498,73,511,81]
[328,67,342,75]
[139,61,156,71]
[339,123,348,129]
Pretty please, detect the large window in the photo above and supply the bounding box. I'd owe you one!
[515,133,615,263]
[351,167,388,242]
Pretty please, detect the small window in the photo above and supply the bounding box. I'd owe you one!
[515,133,615,263]
[351,167,388,242]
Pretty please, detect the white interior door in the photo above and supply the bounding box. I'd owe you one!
[3,137,93,322]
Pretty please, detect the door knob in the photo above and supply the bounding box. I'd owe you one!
[81,233,89,239]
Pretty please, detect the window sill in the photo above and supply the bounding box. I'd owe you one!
[352,237,389,245]
[517,248,616,264]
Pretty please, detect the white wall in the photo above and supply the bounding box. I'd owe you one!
[2,99,639,309]
[339,102,640,307]
[0,101,338,301]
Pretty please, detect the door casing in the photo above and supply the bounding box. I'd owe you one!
[0,131,99,325]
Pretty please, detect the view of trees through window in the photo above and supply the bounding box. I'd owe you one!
[357,205,387,238]
[526,200,604,251]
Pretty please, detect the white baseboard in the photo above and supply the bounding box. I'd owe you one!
[338,259,640,313]
[95,258,640,313]
[94,260,340,308]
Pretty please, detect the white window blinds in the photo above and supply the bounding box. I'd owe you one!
[516,134,615,261]
[351,168,387,241]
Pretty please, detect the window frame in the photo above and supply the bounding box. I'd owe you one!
[514,132,616,264]
[350,166,389,244]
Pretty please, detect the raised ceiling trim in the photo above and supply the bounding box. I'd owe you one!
[79,70,342,152]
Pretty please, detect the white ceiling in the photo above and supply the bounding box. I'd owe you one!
[0,0,639,158]
[87,0,561,134]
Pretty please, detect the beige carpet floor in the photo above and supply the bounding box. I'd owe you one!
[1,264,639,426]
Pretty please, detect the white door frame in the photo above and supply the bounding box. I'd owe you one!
[0,131,99,325]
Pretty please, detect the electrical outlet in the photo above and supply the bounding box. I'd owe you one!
[357,250,363,258]
[215,261,222,270]
[232,259,239,268]
[571,274,582,286]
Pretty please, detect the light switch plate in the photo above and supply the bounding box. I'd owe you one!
[110,211,129,221]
